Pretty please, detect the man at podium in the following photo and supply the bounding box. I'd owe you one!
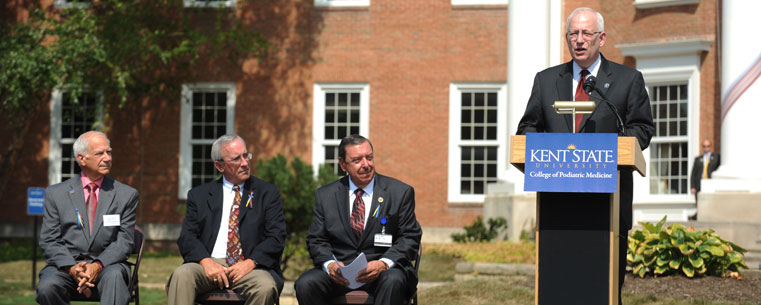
[516,7,654,305]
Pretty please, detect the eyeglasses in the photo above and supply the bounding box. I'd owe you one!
[567,30,602,41]
[221,152,253,164]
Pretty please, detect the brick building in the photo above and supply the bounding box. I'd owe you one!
[2,0,746,243]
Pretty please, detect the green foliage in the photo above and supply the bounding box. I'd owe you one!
[255,154,337,272]
[1,1,269,129]
[451,217,508,243]
[0,239,44,263]
[627,216,748,278]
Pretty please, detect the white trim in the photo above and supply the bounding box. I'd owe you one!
[617,38,713,58]
[183,0,236,8]
[315,0,369,8]
[53,0,89,9]
[632,0,700,9]
[451,0,508,6]
[178,83,236,199]
[312,83,370,177]
[448,82,507,203]
[48,89,103,186]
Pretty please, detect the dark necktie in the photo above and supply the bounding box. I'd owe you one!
[86,183,98,235]
[574,69,591,132]
[226,185,243,265]
[350,188,365,237]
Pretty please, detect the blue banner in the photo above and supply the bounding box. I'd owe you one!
[524,133,618,193]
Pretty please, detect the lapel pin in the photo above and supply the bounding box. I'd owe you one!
[378,197,383,203]
[245,191,254,208]
[604,83,610,88]
[69,189,75,194]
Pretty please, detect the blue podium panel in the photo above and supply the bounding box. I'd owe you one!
[525,133,618,193]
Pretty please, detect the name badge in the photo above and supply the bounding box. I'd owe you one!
[374,233,392,247]
[103,214,120,227]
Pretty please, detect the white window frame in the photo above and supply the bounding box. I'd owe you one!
[54,0,90,9]
[315,0,370,8]
[452,0,508,6]
[633,0,700,9]
[178,83,236,199]
[312,83,370,177]
[448,82,507,203]
[49,89,103,186]
[183,0,237,8]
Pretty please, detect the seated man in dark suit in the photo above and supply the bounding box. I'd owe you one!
[37,131,139,305]
[166,134,286,305]
[295,134,422,305]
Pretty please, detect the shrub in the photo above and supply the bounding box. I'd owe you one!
[451,216,508,243]
[255,154,337,273]
[627,216,748,278]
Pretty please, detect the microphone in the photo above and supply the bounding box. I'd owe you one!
[583,75,627,136]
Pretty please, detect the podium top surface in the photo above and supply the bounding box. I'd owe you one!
[509,135,646,177]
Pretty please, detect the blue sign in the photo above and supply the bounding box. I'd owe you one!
[28,187,45,216]
[524,133,618,193]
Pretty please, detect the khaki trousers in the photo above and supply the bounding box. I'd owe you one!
[166,258,278,305]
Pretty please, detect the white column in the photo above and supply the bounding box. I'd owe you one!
[703,1,761,191]
[505,0,562,192]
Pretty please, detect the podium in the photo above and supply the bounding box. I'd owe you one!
[509,134,646,305]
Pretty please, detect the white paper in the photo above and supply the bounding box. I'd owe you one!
[103,214,120,227]
[333,252,368,289]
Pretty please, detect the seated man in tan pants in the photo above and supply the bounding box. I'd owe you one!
[166,134,287,305]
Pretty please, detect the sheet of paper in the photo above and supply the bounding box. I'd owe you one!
[333,252,368,289]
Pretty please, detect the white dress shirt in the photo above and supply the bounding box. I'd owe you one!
[210,177,245,259]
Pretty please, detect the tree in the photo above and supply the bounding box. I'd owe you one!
[0,0,268,197]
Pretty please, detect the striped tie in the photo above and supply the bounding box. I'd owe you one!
[350,188,365,237]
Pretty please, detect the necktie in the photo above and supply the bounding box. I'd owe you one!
[226,185,243,265]
[350,188,365,237]
[574,69,591,132]
[702,153,709,179]
[86,183,98,235]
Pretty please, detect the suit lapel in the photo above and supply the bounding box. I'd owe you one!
[90,177,116,243]
[239,177,254,222]
[334,177,356,244]
[556,62,574,132]
[580,57,615,132]
[66,178,90,245]
[361,176,384,244]
[208,180,224,241]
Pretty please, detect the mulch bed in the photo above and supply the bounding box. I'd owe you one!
[622,272,761,303]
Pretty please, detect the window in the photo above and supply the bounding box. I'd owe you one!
[179,83,236,199]
[183,0,236,8]
[648,84,690,195]
[54,0,90,9]
[448,83,507,203]
[49,90,103,185]
[315,0,370,8]
[312,83,369,177]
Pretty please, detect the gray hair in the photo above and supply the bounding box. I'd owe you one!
[211,134,246,162]
[73,131,110,159]
[566,7,604,33]
[338,134,373,160]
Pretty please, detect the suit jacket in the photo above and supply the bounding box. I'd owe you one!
[690,153,720,192]
[177,176,287,290]
[306,174,422,293]
[40,176,139,269]
[517,56,655,231]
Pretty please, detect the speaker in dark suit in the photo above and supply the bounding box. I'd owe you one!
[37,131,138,305]
[166,134,286,305]
[295,135,422,305]
[516,8,655,305]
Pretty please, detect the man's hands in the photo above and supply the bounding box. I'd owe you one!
[356,260,388,283]
[330,259,388,286]
[200,258,256,289]
[328,261,348,286]
[67,261,102,297]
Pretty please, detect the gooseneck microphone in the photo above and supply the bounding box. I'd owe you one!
[583,75,627,136]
